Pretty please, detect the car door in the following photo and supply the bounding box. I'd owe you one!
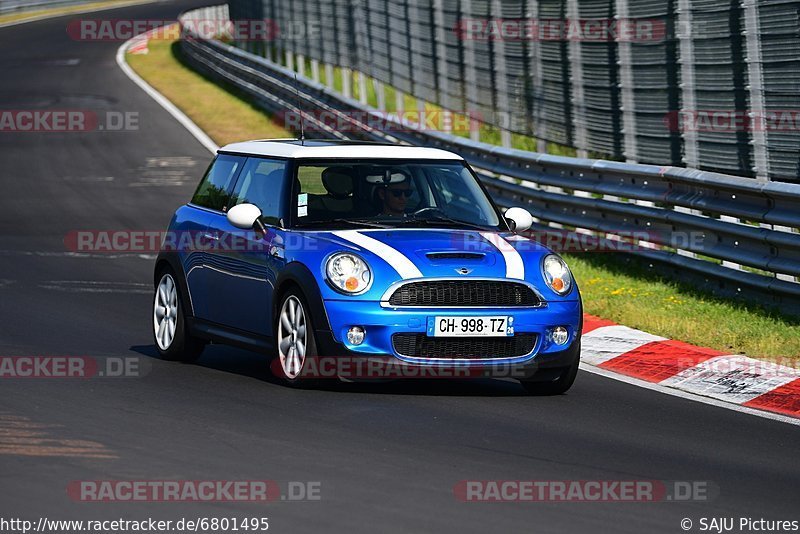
[202,157,289,336]
[184,154,246,320]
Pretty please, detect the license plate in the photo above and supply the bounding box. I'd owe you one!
[427,316,514,337]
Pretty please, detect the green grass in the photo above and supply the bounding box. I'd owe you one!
[567,254,800,360]
[126,26,290,146]
[127,32,800,361]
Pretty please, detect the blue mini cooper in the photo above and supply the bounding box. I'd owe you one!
[153,140,582,394]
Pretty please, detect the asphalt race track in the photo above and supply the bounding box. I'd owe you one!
[0,3,798,532]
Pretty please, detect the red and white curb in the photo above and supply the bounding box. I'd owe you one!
[580,314,800,424]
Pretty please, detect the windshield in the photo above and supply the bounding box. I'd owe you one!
[291,160,505,230]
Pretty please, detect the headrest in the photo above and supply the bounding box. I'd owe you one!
[321,167,355,199]
[247,169,284,196]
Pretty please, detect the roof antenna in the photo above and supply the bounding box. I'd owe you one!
[294,74,305,145]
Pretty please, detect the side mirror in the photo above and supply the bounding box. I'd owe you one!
[504,207,533,233]
[227,203,263,229]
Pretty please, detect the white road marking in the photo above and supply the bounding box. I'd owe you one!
[116,30,219,155]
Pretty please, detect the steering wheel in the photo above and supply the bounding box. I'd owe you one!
[410,206,445,218]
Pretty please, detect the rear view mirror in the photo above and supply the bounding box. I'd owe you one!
[227,203,263,229]
[504,207,533,233]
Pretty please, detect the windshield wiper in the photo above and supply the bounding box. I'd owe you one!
[397,215,490,232]
[299,218,391,229]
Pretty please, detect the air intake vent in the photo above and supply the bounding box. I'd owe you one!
[392,333,538,359]
[426,252,485,261]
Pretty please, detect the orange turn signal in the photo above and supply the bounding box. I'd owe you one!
[345,277,359,291]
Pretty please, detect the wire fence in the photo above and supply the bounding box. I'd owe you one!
[177,4,800,316]
[226,0,800,182]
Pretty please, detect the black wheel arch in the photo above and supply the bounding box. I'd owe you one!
[274,262,331,334]
[153,251,195,318]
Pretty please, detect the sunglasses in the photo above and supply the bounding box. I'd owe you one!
[388,189,413,198]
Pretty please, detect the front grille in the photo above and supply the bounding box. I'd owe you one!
[392,334,537,359]
[387,280,540,307]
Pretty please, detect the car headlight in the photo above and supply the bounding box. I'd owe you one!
[542,255,573,296]
[326,253,372,294]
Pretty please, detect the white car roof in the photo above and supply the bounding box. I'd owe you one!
[218,139,464,160]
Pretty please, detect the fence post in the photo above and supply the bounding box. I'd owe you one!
[311,59,320,82]
[325,64,335,89]
[616,0,638,163]
[433,0,451,133]
[566,0,588,158]
[490,0,512,148]
[375,81,386,110]
[676,0,699,170]
[741,0,769,181]
[461,0,481,142]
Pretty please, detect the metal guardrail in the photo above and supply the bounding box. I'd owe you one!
[177,7,800,316]
[0,0,91,14]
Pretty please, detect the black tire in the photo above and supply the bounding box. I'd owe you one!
[519,341,580,396]
[271,287,320,388]
[153,270,205,362]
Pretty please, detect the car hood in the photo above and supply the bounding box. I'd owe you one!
[290,228,567,301]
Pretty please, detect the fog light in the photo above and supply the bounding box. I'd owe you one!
[347,326,366,345]
[551,326,569,346]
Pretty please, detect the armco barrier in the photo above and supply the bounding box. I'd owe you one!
[0,0,94,14]
[176,6,800,317]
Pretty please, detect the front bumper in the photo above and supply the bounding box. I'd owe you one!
[315,299,581,369]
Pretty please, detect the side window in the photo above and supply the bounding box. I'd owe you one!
[230,157,288,226]
[191,155,244,211]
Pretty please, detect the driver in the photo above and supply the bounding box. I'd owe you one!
[377,176,413,217]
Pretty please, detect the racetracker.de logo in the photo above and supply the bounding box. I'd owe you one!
[66,18,316,41]
[454,480,717,502]
[66,480,322,502]
[454,18,666,42]
[0,110,138,132]
[0,356,147,378]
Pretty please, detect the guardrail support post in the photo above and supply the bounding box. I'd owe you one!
[358,72,368,105]
[395,90,405,115]
[342,67,352,98]
[375,81,386,111]
[285,50,294,72]
[325,64,334,89]
[311,59,320,83]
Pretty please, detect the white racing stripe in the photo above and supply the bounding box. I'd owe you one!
[332,231,422,279]
[480,232,525,279]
